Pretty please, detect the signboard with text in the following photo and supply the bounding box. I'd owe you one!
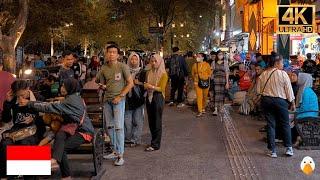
[277,5,316,34]
[148,27,164,34]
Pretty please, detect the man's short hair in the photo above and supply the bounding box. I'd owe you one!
[172,47,179,53]
[106,41,118,46]
[105,44,120,54]
[73,53,79,59]
[90,70,97,78]
[307,53,312,59]
[62,50,74,58]
[210,51,216,55]
[186,51,193,57]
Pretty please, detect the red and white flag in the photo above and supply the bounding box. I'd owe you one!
[6,145,51,175]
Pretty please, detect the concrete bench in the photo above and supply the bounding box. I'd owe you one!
[295,117,320,150]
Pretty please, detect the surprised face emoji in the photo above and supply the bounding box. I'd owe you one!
[301,156,315,175]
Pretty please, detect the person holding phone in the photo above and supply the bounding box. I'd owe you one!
[0,80,39,179]
[96,44,134,166]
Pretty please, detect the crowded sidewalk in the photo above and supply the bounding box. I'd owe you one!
[48,104,320,179]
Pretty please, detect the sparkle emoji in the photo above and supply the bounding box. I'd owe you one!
[300,156,315,175]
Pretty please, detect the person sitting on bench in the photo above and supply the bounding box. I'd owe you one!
[290,73,319,146]
[0,80,39,179]
[19,78,94,180]
[295,73,318,119]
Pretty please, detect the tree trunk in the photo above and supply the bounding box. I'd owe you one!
[0,0,29,73]
[84,36,88,56]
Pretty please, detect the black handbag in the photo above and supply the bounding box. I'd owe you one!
[197,63,210,89]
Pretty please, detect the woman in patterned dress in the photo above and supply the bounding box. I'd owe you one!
[211,50,230,115]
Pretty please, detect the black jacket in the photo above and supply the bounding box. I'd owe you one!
[2,97,39,131]
[28,94,94,135]
[126,70,146,110]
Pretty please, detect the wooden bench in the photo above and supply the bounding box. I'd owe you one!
[295,117,320,150]
[66,89,106,179]
[82,89,102,105]
[69,128,106,179]
[82,89,104,128]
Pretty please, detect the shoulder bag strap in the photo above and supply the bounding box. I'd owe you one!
[79,99,86,125]
[261,69,277,94]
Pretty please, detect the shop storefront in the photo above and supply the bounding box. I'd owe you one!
[273,34,320,56]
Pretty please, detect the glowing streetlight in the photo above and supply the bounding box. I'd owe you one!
[172,23,176,28]
[174,34,177,38]
[186,34,190,38]
[65,23,73,27]
[180,23,184,27]
[199,15,202,18]
[181,35,184,38]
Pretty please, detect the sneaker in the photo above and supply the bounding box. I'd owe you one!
[177,103,185,108]
[168,102,174,106]
[103,152,117,160]
[267,150,277,158]
[196,112,202,117]
[212,110,218,116]
[285,147,294,156]
[114,157,125,166]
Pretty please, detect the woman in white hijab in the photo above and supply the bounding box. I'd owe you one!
[290,72,318,147]
[295,72,318,119]
[124,52,146,147]
[144,54,168,152]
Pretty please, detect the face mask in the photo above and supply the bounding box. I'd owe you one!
[218,55,224,60]
[196,57,203,62]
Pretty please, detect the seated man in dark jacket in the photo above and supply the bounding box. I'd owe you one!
[0,80,39,179]
[19,78,94,180]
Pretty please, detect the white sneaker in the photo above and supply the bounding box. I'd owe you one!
[285,147,294,156]
[177,103,185,108]
[103,152,117,160]
[267,150,277,158]
[212,110,218,116]
[114,157,125,166]
[168,102,174,106]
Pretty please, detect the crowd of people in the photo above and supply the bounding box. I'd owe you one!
[164,49,320,158]
[0,43,169,179]
[0,41,319,179]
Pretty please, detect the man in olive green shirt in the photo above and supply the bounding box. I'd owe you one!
[96,44,133,166]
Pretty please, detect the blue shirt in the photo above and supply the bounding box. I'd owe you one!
[34,60,46,69]
[296,87,319,119]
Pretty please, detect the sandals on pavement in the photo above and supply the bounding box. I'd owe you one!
[145,146,158,152]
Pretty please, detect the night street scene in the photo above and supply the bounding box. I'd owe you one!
[0,0,320,179]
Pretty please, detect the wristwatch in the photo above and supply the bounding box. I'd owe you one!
[119,94,125,98]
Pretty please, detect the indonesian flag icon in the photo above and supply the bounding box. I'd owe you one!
[6,145,51,175]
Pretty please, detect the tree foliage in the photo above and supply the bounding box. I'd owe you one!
[2,0,221,54]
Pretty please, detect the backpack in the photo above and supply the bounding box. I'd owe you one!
[239,72,252,91]
[169,55,181,77]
